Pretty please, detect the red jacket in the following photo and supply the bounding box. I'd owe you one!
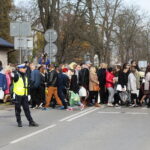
[105,71,115,88]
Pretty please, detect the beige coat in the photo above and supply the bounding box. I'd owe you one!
[89,72,99,91]
[144,72,150,90]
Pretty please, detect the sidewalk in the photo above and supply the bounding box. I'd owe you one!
[0,102,14,111]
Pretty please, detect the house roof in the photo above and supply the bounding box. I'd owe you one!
[0,38,14,48]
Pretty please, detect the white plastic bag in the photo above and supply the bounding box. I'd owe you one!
[28,95,31,101]
[79,86,87,97]
[97,92,100,103]
[0,88,4,100]
[116,84,123,91]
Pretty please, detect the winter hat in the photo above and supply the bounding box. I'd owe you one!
[62,68,68,73]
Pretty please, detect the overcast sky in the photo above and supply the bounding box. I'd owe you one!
[124,0,150,13]
[14,0,150,13]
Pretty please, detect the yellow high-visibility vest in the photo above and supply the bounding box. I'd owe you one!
[13,75,28,96]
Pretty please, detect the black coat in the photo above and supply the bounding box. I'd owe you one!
[97,68,106,87]
[118,71,128,88]
[70,74,79,93]
[40,73,46,87]
[47,70,58,87]
[79,68,89,89]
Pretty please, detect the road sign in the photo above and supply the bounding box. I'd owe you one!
[10,22,31,37]
[26,37,33,49]
[138,61,148,68]
[14,37,27,49]
[51,57,56,62]
[14,37,33,50]
[44,29,58,42]
[44,43,58,57]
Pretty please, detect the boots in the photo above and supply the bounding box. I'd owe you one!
[18,121,22,127]
[29,121,39,127]
[95,103,101,107]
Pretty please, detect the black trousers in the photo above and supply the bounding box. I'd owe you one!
[39,85,46,105]
[58,88,68,109]
[131,93,139,104]
[30,87,41,107]
[100,86,108,104]
[15,95,33,123]
[114,92,121,105]
[89,91,98,104]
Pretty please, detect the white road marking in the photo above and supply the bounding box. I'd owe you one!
[98,111,120,114]
[59,107,95,122]
[125,112,148,115]
[10,124,56,144]
[67,108,99,122]
[98,111,149,115]
[141,107,148,110]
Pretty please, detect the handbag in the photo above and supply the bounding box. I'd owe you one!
[93,84,100,91]
[0,88,4,100]
[144,90,150,95]
[144,81,150,95]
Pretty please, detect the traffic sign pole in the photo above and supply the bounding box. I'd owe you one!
[44,29,58,63]
[10,22,32,64]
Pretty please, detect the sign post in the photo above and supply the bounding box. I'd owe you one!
[44,29,58,63]
[10,22,32,63]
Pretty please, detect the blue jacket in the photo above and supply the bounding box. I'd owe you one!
[38,57,50,65]
[30,69,41,88]
[0,73,7,91]
[57,73,70,89]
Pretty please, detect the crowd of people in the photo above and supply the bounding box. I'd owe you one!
[1,56,150,126]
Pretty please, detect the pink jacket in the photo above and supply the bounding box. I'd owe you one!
[4,73,11,94]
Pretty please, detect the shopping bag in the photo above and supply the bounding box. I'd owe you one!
[0,88,4,99]
[69,91,80,106]
[79,86,87,97]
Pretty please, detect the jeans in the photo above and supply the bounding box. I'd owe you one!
[58,88,68,109]
[107,87,114,103]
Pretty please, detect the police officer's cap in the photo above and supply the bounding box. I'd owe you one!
[17,64,26,69]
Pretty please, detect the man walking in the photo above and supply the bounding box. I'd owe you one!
[44,64,63,110]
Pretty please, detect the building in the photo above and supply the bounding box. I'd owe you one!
[0,38,14,67]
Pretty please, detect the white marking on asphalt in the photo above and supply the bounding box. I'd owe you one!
[125,112,148,115]
[59,107,95,122]
[98,111,149,115]
[141,107,148,110]
[10,124,56,144]
[98,111,120,114]
[67,108,99,122]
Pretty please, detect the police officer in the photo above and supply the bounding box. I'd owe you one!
[13,64,39,127]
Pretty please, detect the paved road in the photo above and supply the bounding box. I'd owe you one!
[0,105,150,150]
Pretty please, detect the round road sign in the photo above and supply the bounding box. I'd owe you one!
[44,43,58,57]
[44,29,58,42]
